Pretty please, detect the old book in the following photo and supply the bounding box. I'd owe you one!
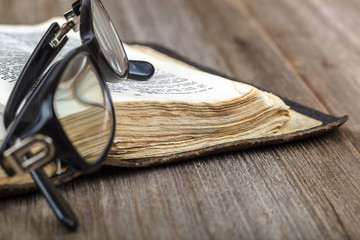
[0,19,347,196]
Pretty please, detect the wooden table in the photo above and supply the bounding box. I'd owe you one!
[0,0,359,239]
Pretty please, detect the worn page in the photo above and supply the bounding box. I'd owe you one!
[0,18,255,139]
[108,46,252,103]
[0,18,253,106]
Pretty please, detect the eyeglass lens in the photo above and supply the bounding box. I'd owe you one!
[92,0,128,77]
[53,53,113,164]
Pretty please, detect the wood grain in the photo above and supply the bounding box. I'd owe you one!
[0,0,359,239]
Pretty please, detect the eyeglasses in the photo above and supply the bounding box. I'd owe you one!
[0,0,154,231]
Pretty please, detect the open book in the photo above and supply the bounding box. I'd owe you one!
[0,19,347,196]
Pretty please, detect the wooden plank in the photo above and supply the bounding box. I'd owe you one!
[0,0,359,239]
[242,0,360,152]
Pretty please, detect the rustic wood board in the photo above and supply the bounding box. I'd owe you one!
[0,0,359,239]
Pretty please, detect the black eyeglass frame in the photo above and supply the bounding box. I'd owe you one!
[0,30,117,232]
[0,0,154,231]
[0,46,115,177]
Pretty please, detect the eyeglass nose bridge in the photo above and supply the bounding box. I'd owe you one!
[3,134,55,175]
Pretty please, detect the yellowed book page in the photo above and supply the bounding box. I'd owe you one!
[108,45,254,103]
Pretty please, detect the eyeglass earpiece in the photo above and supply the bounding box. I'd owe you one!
[128,60,155,81]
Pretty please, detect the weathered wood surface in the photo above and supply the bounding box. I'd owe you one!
[0,0,359,239]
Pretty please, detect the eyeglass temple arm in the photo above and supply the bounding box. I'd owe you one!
[0,119,77,230]
[4,23,68,128]
[31,168,78,231]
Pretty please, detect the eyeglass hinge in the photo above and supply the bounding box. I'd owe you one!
[50,6,80,49]
[2,134,55,175]
[49,18,78,48]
